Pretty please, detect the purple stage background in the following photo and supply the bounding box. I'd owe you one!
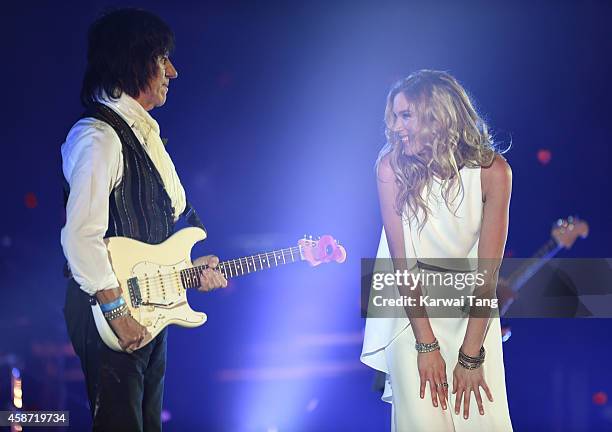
[2,1,612,430]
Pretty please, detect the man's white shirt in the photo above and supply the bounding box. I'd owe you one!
[60,93,186,295]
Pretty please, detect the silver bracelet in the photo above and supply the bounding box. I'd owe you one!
[415,338,440,353]
[458,347,485,369]
[103,303,130,321]
[458,358,482,369]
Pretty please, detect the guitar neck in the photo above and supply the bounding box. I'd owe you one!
[180,245,306,289]
[507,238,563,292]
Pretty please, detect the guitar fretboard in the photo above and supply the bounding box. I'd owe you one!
[180,245,305,289]
[507,238,563,292]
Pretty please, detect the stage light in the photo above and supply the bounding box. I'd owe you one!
[24,192,38,209]
[537,149,552,165]
[501,327,512,342]
[593,391,608,406]
[11,368,23,409]
[161,409,172,423]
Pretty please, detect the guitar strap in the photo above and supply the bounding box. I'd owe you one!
[62,202,207,281]
[181,200,207,234]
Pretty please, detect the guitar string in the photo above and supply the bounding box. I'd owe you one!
[149,246,305,285]
[134,242,342,300]
[136,250,304,301]
[132,245,311,299]
[133,241,341,298]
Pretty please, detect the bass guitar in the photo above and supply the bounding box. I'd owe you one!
[499,216,589,317]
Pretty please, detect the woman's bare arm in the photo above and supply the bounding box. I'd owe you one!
[461,155,512,356]
[377,153,435,343]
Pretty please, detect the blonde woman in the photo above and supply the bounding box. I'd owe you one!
[362,70,513,431]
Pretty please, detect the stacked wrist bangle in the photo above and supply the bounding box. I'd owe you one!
[100,296,130,321]
[415,338,440,353]
[458,346,486,369]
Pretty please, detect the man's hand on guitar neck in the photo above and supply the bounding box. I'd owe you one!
[193,255,228,292]
[96,288,150,353]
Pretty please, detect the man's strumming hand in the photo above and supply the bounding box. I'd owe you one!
[96,287,150,353]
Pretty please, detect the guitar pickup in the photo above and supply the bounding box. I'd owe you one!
[127,277,142,307]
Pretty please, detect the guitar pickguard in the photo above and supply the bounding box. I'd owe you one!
[131,260,188,307]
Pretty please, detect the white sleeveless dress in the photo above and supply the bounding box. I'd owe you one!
[361,166,513,432]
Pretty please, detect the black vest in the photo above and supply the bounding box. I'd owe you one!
[63,103,205,247]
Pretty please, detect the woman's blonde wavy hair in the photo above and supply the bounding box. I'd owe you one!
[376,70,499,231]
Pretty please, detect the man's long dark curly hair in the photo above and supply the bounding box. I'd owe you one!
[80,8,175,107]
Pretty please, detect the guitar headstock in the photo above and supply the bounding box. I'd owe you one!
[299,235,347,266]
[551,216,589,249]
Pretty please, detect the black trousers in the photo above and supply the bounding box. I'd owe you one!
[63,279,167,432]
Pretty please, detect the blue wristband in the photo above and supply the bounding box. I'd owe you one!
[99,296,126,313]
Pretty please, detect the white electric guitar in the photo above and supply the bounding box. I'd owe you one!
[95,227,347,351]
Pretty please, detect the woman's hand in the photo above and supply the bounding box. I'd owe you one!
[452,363,494,419]
[417,350,449,410]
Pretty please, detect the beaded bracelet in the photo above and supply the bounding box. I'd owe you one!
[103,303,130,321]
[415,338,440,353]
